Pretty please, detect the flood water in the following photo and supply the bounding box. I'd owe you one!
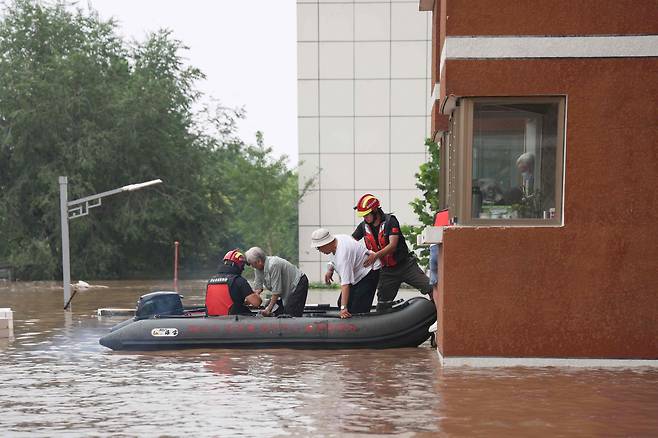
[1,280,657,437]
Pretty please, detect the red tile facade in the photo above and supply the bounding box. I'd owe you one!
[424,0,658,359]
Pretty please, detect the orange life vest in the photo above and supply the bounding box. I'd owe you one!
[206,276,234,316]
[363,214,398,267]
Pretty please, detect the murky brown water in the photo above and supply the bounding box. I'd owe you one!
[1,280,657,437]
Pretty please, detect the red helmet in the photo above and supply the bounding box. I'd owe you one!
[354,194,380,217]
[223,249,246,271]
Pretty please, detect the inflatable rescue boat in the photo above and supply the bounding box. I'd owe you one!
[99,291,436,351]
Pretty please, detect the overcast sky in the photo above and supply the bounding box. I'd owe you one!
[83,0,298,165]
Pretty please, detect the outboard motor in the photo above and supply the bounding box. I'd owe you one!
[135,291,184,319]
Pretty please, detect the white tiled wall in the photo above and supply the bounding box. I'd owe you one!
[391,189,425,225]
[391,154,426,189]
[298,153,320,189]
[299,226,321,263]
[319,3,354,41]
[355,80,389,116]
[320,154,354,189]
[354,117,389,153]
[297,3,318,41]
[298,42,318,79]
[391,2,430,40]
[299,261,321,284]
[298,80,318,117]
[391,117,427,152]
[299,189,320,225]
[298,117,319,154]
[391,79,427,116]
[321,190,357,225]
[320,117,354,153]
[354,42,390,78]
[354,154,390,190]
[319,42,353,79]
[297,0,431,281]
[391,41,427,78]
[319,80,353,116]
[354,3,390,41]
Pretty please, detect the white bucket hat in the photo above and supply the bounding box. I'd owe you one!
[310,228,335,248]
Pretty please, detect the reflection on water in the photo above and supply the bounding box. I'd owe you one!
[1,280,657,437]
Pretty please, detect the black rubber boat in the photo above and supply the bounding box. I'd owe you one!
[99,291,436,351]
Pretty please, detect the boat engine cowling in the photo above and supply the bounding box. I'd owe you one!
[135,291,184,319]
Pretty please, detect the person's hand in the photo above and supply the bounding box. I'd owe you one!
[363,251,378,267]
[324,270,334,285]
[260,308,272,317]
[339,308,351,319]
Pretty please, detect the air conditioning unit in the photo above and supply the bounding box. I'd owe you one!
[417,226,444,245]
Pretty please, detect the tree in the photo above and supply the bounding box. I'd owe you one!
[401,138,440,267]
[206,130,313,264]
[0,0,132,278]
[0,0,308,280]
[0,1,222,279]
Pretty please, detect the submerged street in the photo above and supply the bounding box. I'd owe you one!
[1,280,657,436]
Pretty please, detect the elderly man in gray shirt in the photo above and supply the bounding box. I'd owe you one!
[245,247,309,317]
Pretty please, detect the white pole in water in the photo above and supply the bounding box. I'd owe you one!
[59,177,72,309]
[174,241,180,292]
[59,177,163,310]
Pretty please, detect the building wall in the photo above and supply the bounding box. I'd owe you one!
[297,0,433,281]
[429,0,658,358]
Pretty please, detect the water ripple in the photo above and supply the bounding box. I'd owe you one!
[1,282,657,437]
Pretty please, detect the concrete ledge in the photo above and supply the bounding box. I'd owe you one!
[0,308,13,337]
[437,350,658,368]
[97,308,135,317]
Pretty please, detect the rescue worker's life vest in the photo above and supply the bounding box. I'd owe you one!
[206,275,236,316]
[363,214,398,268]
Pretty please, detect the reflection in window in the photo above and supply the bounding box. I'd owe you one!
[471,102,560,220]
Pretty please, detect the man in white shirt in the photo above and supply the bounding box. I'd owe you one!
[310,228,380,319]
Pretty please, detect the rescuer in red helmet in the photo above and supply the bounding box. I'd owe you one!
[205,249,262,316]
[325,194,431,311]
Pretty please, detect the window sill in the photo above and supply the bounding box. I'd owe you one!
[457,219,563,227]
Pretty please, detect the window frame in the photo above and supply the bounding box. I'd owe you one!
[450,96,565,226]
[438,130,449,211]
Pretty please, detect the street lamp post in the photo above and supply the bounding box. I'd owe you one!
[59,176,163,309]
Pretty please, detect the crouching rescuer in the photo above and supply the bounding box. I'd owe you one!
[245,247,309,317]
[206,250,262,316]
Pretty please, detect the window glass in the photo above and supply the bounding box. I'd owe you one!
[471,102,560,220]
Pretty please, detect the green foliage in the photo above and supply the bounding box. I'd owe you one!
[203,130,310,265]
[309,282,339,289]
[401,138,440,267]
[0,1,303,280]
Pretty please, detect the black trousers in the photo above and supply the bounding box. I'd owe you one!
[377,256,431,302]
[281,274,309,317]
[337,269,380,314]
